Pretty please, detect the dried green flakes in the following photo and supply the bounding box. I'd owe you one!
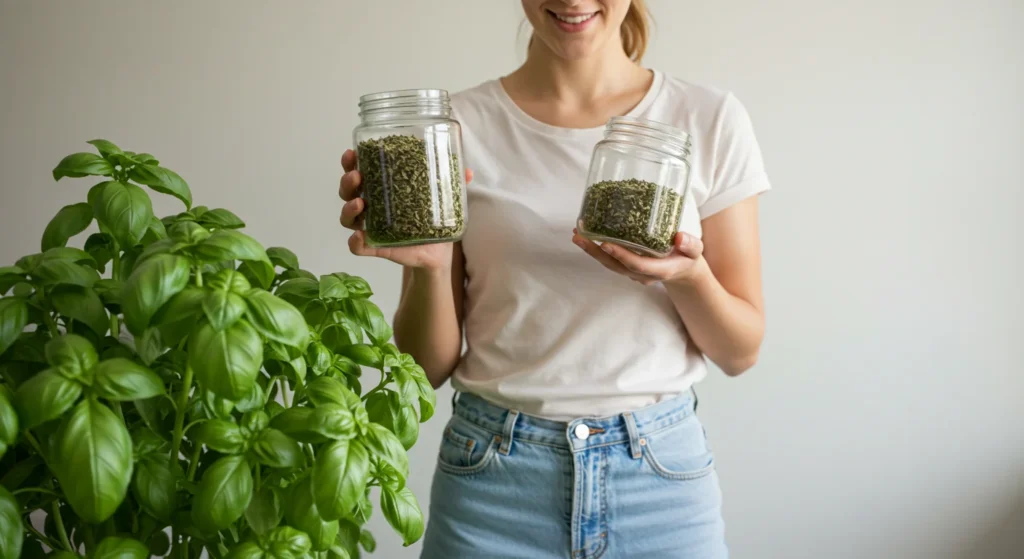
[579,178,684,255]
[357,134,464,246]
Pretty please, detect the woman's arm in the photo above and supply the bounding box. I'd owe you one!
[663,197,765,375]
[392,244,466,388]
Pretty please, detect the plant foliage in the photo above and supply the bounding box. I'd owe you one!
[0,141,435,558]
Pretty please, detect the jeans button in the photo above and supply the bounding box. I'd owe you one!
[573,424,591,440]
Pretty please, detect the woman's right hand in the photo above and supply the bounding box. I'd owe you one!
[338,149,472,270]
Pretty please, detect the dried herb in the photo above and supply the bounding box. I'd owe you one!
[357,134,464,246]
[579,178,684,256]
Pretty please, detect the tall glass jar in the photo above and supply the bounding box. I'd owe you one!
[353,89,467,247]
[577,116,692,257]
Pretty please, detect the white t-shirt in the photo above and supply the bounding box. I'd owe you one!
[449,70,771,420]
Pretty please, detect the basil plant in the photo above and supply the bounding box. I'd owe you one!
[0,141,435,559]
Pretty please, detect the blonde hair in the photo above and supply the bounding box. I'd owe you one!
[528,0,652,62]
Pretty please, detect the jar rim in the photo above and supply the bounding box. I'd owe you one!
[358,89,449,105]
[606,116,692,151]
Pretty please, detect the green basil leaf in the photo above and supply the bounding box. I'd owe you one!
[93,278,123,308]
[305,376,352,408]
[270,407,328,444]
[203,289,248,331]
[237,260,276,291]
[14,368,82,428]
[241,410,270,436]
[264,526,312,558]
[278,268,317,282]
[342,299,392,346]
[131,426,167,457]
[366,391,417,450]
[0,297,29,355]
[250,428,302,469]
[313,439,370,521]
[197,208,246,229]
[50,285,108,336]
[167,220,211,245]
[392,367,419,406]
[91,358,164,401]
[363,423,409,489]
[225,541,264,559]
[329,355,362,379]
[44,334,98,379]
[337,344,381,369]
[235,381,266,413]
[93,536,149,559]
[274,278,319,308]
[152,286,205,346]
[0,388,17,459]
[266,247,299,271]
[319,274,349,300]
[189,319,263,400]
[331,272,372,299]
[40,247,97,268]
[83,233,114,271]
[121,253,191,335]
[129,163,192,209]
[135,327,165,365]
[147,531,171,557]
[411,366,435,423]
[284,476,339,552]
[32,258,100,288]
[90,180,154,248]
[380,486,424,547]
[133,455,180,521]
[53,399,132,523]
[143,215,168,244]
[0,486,23,559]
[208,268,252,294]
[194,229,269,264]
[41,203,94,251]
[245,486,282,536]
[86,139,121,158]
[193,455,253,531]
[245,289,309,349]
[308,342,332,376]
[135,395,175,440]
[195,418,246,454]
[53,152,114,180]
[311,404,356,441]
[352,492,373,526]
[359,529,376,553]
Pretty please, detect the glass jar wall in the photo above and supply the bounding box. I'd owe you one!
[577,116,692,257]
[353,89,466,247]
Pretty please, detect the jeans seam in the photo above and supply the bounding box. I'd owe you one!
[436,435,501,476]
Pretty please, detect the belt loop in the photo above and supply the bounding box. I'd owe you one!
[451,389,460,411]
[498,409,519,455]
[623,412,642,460]
[691,386,699,413]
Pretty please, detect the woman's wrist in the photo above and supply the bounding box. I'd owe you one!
[664,255,713,290]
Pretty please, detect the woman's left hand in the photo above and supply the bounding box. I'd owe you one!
[572,229,707,286]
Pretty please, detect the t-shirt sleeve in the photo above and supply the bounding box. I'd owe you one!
[698,93,771,219]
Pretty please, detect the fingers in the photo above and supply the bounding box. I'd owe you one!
[347,230,380,258]
[573,232,634,277]
[339,169,362,201]
[600,242,683,280]
[341,149,358,173]
[674,232,704,259]
[339,198,365,229]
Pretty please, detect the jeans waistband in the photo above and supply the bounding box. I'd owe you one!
[452,390,698,453]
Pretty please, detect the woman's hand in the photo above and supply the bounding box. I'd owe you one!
[339,149,472,270]
[572,229,708,287]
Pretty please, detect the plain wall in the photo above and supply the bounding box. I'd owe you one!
[1,1,1021,557]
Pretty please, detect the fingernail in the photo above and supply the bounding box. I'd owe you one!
[601,244,613,254]
[574,239,585,249]
[680,234,690,247]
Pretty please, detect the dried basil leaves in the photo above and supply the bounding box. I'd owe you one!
[579,178,684,256]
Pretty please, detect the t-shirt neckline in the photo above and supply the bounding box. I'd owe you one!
[491,69,665,139]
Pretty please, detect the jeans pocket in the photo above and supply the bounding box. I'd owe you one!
[642,415,716,481]
[436,415,500,476]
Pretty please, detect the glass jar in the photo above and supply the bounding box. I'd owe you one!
[353,89,467,247]
[577,116,693,257]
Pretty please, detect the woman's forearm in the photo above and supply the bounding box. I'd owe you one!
[393,265,464,388]
[665,257,765,375]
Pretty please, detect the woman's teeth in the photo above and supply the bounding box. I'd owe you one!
[554,13,596,24]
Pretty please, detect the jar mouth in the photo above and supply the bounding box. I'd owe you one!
[606,116,692,154]
[358,89,451,118]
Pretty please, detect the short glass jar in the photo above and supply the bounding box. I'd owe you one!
[353,89,467,247]
[577,116,693,257]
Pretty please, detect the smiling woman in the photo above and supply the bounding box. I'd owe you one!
[338,0,770,557]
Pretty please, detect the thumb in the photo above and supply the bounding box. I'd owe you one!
[674,232,703,259]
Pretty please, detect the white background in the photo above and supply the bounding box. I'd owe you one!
[1,1,1021,557]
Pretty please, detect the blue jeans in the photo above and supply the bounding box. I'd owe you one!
[421,390,728,558]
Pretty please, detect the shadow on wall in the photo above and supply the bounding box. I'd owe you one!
[961,496,1023,559]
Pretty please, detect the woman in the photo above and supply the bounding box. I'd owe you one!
[338,1,769,556]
